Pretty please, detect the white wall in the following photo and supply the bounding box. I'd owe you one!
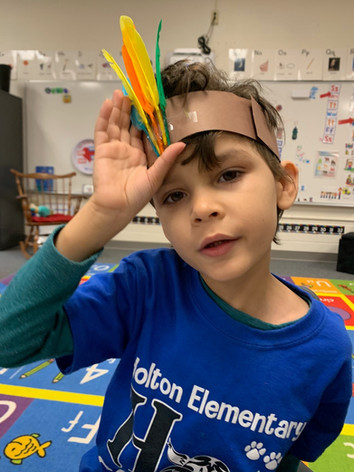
[1,0,353,73]
[2,0,354,252]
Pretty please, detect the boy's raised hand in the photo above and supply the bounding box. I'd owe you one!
[92,89,185,221]
[55,90,185,261]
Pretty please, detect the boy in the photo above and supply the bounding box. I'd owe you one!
[0,61,352,472]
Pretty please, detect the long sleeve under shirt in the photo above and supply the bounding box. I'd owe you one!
[0,228,351,471]
[0,227,98,366]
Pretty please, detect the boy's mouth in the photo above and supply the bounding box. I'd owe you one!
[204,240,228,249]
[200,235,237,252]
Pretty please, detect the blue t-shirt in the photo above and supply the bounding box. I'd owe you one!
[59,248,352,472]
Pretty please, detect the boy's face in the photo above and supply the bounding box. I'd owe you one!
[153,133,297,292]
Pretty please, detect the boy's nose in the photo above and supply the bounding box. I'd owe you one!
[191,191,224,223]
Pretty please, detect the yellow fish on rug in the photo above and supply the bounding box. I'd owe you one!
[4,433,52,464]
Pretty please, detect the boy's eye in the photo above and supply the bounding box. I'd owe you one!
[164,191,185,204]
[219,170,241,183]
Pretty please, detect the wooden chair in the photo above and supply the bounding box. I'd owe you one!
[10,169,83,258]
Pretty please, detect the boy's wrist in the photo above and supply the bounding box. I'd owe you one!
[87,195,133,226]
[55,198,132,261]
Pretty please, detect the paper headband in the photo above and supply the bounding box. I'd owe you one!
[165,90,280,160]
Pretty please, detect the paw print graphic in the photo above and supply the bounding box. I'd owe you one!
[264,452,282,470]
[244,441,266,461]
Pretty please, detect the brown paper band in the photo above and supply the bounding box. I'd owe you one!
[165,90,280,160]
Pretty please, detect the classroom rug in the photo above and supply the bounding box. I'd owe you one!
[0,266,353,471]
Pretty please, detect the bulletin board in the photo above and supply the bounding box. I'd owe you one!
[260,81,354,206]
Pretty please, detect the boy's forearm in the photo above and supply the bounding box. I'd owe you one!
[0,228,98,367]
[55,198,132,261]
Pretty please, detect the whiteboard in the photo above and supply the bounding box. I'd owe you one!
[260,81,354,206]
[25,81,120,193]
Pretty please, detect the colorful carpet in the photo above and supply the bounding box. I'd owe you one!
[0,266,353,471]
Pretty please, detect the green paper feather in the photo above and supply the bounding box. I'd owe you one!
[155,20,170,145]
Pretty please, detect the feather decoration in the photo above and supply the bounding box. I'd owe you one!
[121,44,163,153]
[120,16,167,150]
[122,86,160,156]
[101,48,160,153]
[102,16,170,155]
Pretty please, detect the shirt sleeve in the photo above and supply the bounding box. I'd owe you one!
[0,226,101,367]
[57,255,140,373]
[288,352,352,462]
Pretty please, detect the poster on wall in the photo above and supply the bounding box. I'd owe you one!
[322,48,348,81]
[274,49,301,81]
[250,49,275,80]
[228,48,251,80]
[346,48,354,80]
[297,49,323,80]
[71,139,95,175]
[16,51,55,80]
[315,150,339,178]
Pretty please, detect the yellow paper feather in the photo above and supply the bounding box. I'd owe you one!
[101,49,159,152]
[120,16,168,147]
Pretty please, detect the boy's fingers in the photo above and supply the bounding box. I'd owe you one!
[117,94,132,143]
[106,92,132,143]
[94,99,113,147]
[147,142,186,191]
[130,126,144,151]
[107,91,126,141]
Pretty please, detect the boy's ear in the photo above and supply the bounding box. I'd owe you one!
[276,160,298,210]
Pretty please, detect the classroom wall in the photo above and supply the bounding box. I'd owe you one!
[1,0,353,72]
[2,0,354,254]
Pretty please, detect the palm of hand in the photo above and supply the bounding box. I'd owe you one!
[93,138,154,215]
[91,89,185,222]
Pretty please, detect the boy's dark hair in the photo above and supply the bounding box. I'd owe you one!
[161,60,291,242]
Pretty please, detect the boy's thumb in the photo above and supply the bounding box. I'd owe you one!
[147,142,186,191]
